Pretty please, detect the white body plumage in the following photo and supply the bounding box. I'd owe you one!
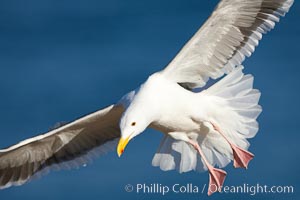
[120,66,261,173]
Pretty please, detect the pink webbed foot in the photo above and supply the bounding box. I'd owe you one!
[211,122,254,169]
[231,144,254,169]
[188,139,227,196]
[207,167,227,196]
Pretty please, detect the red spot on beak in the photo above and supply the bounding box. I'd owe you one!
[121,149,124,154]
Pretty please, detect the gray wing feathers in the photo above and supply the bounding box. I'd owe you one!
[162,0,294,89]
[0,104,124,189]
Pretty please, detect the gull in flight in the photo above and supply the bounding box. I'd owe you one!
[0,0,294,195]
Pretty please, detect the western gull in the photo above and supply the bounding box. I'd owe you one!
[0,0,294,195]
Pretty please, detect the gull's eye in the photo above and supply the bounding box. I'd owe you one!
[131,122,136,126]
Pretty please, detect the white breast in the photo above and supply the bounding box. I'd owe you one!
[142,72,209,133]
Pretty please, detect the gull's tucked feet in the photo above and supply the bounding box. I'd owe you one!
[207,167,227,196]
[231,144,254,169]
[211,122,254,169]
[188,139,227,196]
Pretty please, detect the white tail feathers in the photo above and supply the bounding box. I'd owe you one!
[152,66,261,173]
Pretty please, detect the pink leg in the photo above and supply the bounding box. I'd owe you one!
[188,140,227,196]
[211,123,254,169]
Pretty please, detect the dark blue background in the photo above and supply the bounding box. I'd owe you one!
[0,0,299,199]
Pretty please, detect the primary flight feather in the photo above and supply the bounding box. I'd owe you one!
[0,0,294,195]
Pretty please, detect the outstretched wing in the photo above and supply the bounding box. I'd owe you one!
[161,0,294,89]
[0,104,124,189]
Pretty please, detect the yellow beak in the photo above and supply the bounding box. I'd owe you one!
[117,136,130,157]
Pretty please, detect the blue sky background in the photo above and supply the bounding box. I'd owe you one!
[0,0,299,200]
